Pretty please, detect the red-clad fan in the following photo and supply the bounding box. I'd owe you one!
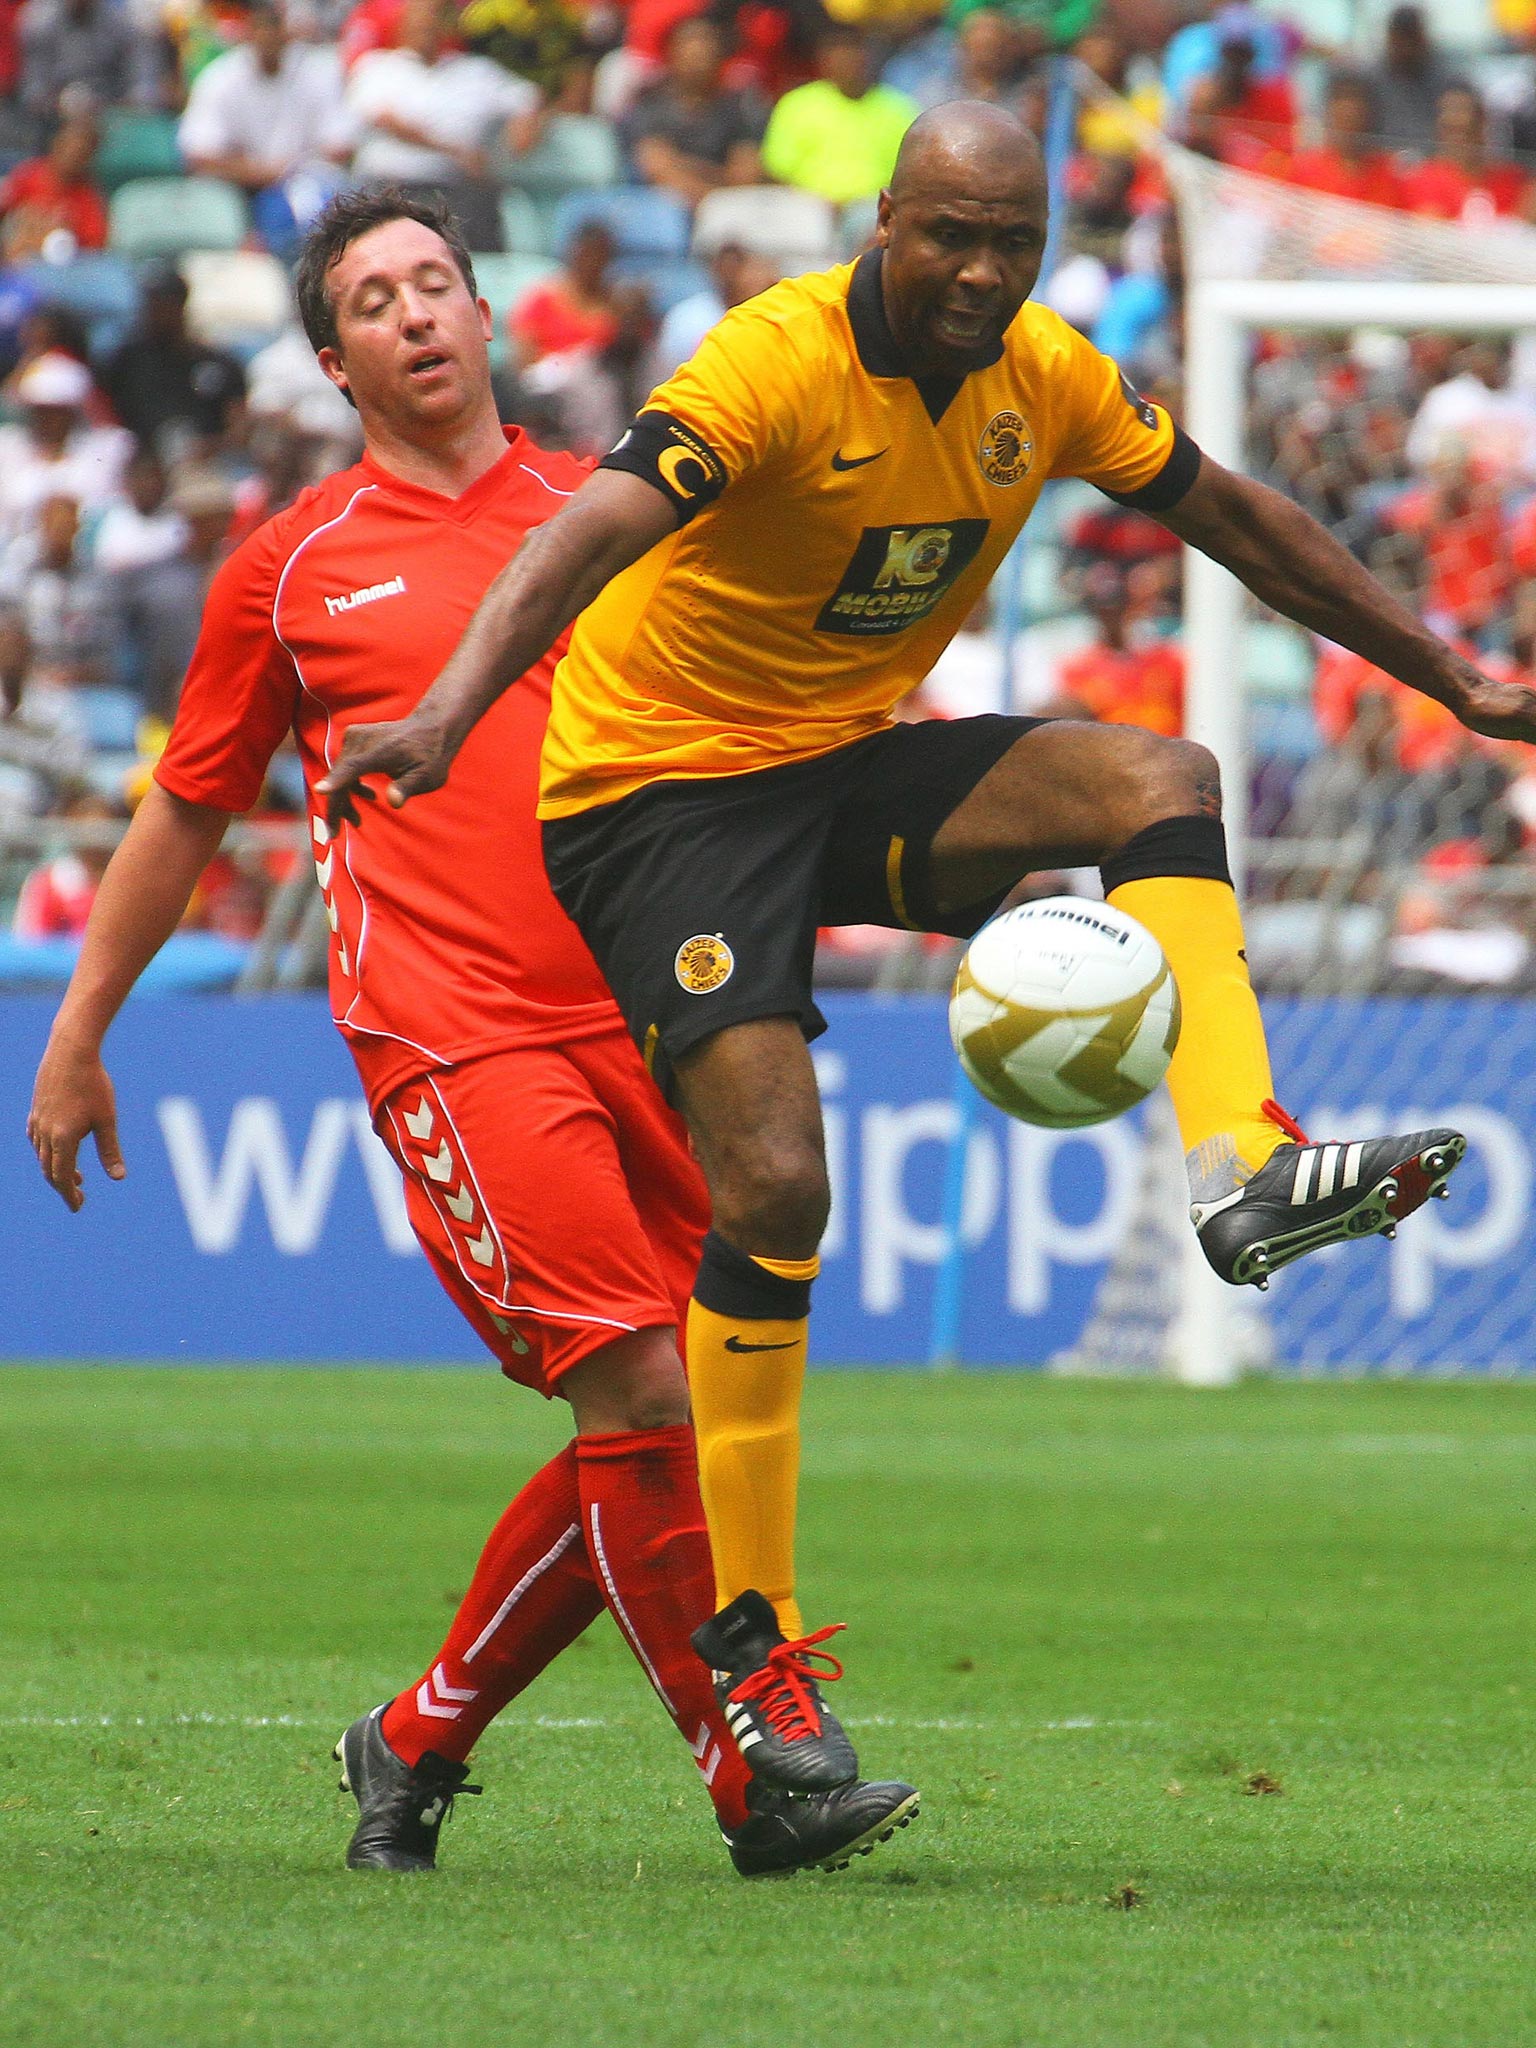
[26,186,917,1883]
[1400,82,1533,224]
[1282,73,1405,209]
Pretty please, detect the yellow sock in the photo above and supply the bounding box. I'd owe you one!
[688,1287,810,1638]
[1107,874,1280,1197]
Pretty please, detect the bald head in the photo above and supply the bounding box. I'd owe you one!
[877,101,1047,378]
[889,101,1045,209]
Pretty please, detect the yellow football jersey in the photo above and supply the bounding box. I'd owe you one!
[538,251,1195,818]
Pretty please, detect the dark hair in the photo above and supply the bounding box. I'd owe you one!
[293,186,478,357]
[1327,70,1377,112]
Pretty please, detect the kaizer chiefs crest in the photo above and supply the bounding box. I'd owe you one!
[978,410,1032,487]
[675,933,735,994]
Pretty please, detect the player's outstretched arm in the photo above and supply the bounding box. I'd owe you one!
[1159,454,1536,745]
[318,470,675,831]
[29,785,233,1210]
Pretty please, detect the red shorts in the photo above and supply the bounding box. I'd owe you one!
[374,1029,709,1396]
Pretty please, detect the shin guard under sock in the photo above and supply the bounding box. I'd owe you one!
[687,1230,815,1637]
[382,1441,602,1767]
[1103,815,1280,1201]
[575,1423,751,1832]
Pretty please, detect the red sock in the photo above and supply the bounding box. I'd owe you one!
[575,1424,752,1833]
[382,1442,603,1767]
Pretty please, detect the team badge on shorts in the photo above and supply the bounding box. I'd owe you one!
[675,933,735,994]
[978,411,1033,486]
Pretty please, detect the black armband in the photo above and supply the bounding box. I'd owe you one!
[1100,423,1203,513]
[599,410,729,524]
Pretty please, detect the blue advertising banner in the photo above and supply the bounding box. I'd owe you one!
[2,994,1532,1370]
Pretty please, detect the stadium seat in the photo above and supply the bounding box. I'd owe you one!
[612,255,712,314]
[182,250,291,353]
[504,115,622,199]
[108,177,248,260]
[17,252,140,356]
[94,109,182,194]
[499,186,547,257]
[76,686,141,753]
[471,252,560,365]
[693,187,836,276]
[551,186,690,261]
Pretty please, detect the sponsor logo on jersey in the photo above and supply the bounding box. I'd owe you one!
[1118,371,1159,431]
[325,574,407,616]
[831,446,889,472]
[978,410,1033,486]
[675,932,735,994]
[814,519,989,637]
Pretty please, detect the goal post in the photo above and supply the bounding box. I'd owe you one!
[1171,276,1536,1385]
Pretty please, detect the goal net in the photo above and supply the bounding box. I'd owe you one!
[1055,129,1536,1381]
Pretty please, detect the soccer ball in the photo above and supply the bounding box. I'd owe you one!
[948,898,1181,1128]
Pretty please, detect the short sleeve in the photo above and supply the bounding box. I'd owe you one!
[609,302,796,505]
[176,62,230,158]
[1048,327,1195,506]
[155,522,299,814]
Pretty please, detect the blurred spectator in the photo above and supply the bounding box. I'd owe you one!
[0,350,131,540]
[1161,1,1295,124]
[19,0,156,120]
[1380,451,1511,642]
[946,0,1094,58]
[887,8,1039,118]
[1405,340,1536,486]
[1183,13,1295,170]
[1369,4,1453,159]
[761,26,916,204]
[91,443,186,574]
[0,608,89,811]
[621,17,767,206]
[1284,74,1403,208]
[1091,207,1180,380]
[107,465,234,721]
[459,0,588,104]
[0,493,112,684]
[644,239,778,383]
[339,0,408,72]
[99,263,247,462]
[343,0,542,250]
[1052,562,1183,735]
[0,107,107,260]
[177,0,348,259]
[510,217,623,364]
[13,790,118,937]
[1075,27,1159,152]
[244,319,365,449]
[1400,82,1533,225]
[509,218,652,452]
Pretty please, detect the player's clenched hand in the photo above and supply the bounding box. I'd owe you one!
[317,713,457,833]
[28,1040,125,1212]
[1448,671,1536,745]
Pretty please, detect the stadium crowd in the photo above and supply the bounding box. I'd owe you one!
[2,0,1535,985]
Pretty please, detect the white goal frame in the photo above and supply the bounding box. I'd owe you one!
[1172,278,1536,1385]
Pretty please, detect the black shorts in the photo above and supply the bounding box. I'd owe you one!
[541,714,1044,1092]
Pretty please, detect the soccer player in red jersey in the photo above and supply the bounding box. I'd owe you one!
[25,189,917,1879]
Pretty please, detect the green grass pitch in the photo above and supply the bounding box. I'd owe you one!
[6,1367,1536,2047]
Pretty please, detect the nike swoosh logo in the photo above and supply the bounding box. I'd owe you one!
[830,447,888,472]
[724,1335,798,1354]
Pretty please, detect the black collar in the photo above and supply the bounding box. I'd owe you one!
[845,248,1004,425]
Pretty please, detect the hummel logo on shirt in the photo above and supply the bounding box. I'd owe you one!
[325,574,407,616]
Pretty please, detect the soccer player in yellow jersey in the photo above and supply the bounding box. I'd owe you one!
[323,103,1535,1795]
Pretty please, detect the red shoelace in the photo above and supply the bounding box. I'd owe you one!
[728,1623,847,1743]
[1261,1097,1313,1147]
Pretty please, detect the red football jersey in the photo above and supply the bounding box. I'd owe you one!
[156,429,618,1109]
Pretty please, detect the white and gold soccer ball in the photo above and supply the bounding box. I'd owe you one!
[948,898,1181,1129]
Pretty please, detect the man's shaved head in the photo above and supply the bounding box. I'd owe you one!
[877,101,1048,377]
[889,102,1045,209]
